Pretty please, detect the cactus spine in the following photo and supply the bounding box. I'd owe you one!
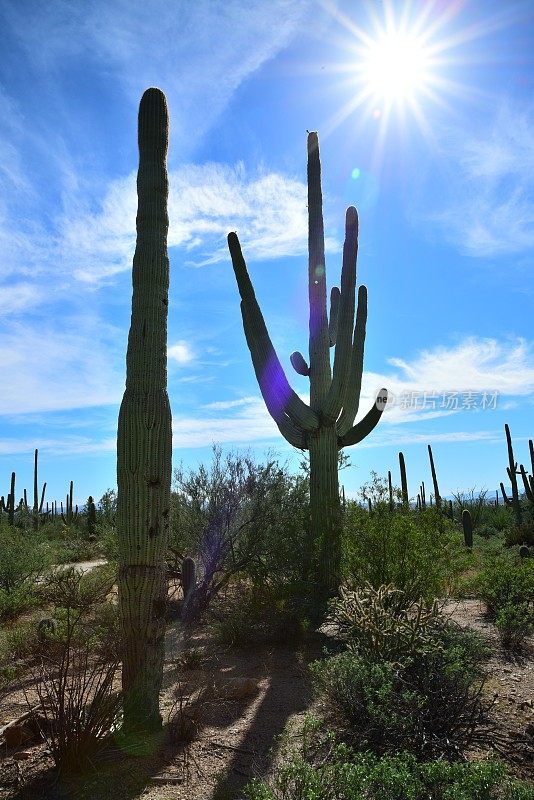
[117,88,172,733]
[499,424,522,525]
[227,132,387,597]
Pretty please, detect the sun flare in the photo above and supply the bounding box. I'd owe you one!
[361,30,432,103]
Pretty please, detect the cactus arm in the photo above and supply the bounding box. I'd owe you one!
[399,451,409,508]
[520,465,534,503]
[336,285,367,437]
[328,286,340,346]
[307,132,331,407]
[428,444,441,510]
[321,206,358,424]
[228,232,318,433]
[242,306,307,447]
[500,482,512,506]
[290,351,310,376]
[338,388,387,447]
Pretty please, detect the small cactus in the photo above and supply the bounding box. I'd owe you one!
[181,556,197,601]
[519,545,530,559]
[462,509,473,548]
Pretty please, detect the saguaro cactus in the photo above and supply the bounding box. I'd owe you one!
[117,87,172,733]
[399,451,409,509]
[499,423,522,526]
[227,132,387,597]
[427,444,441,511]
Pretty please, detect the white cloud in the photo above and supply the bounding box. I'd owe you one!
[427,101,534,257]
[0,283,45,316]
[168,340,194,364]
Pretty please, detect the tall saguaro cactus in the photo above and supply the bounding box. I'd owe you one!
[227,132,387,597]
[117,88,172,733]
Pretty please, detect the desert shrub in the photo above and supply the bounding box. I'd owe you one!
[310,604,491,760]
[33,644,121,774]
[451,488,488,528]
[342,506,460,606]
[0,526,52,619]
[477,524,500,539]
[213,582,309,647]
[505,521,534,547]
[29,562,121,774]
[481,503,513,532]
[496,602,534,649]
[475,558,534,617]
[244,743,534,800]
[170,446,310,623]
[0,525,52,593]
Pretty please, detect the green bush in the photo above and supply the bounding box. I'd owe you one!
[0,525,52,593]
[310,617,490,759]
[475,558,534,617]
[244,746,534,800]
[496,602,534,649]
[213,582,309,647]
[342,507,461,605]
[505,521,534,547]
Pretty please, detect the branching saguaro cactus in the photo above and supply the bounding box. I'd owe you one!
[500,423,522,526]
[117,88,172,733]
[227,132,387,597]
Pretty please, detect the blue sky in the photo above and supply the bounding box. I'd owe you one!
[0,0,533,509]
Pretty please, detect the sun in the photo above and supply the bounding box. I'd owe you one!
[316,0,474,143]
[360,29,433,104]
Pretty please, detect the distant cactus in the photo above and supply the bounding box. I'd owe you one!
[60,480,78,525]
[399,451,409,509]
[499,424,522,526]
[462,509,473,548]
[428,444,441,511]
[387,470,394,512]
[519,439,534,508]
[86,496,97,536]
[32,449,48,531]
[37,617,58,642]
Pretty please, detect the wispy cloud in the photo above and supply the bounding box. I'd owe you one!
[57,162,341,283]
[0,317,124,415]
[168,340,195,365]
[427,101,534,257]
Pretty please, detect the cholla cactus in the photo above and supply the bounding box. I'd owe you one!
[328,582,442,664]
[227,133,387,597]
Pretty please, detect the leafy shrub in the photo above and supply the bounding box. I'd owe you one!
[213,582,309,647]
[0,525,52,593]
[475,558,534,617]
[477,524,500,539]
[244,744,534,800]
[170,446,310,622]
[342,506,460,605]
[481,503,513,532]
[506,521,534,547]
[496,602,534,649]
